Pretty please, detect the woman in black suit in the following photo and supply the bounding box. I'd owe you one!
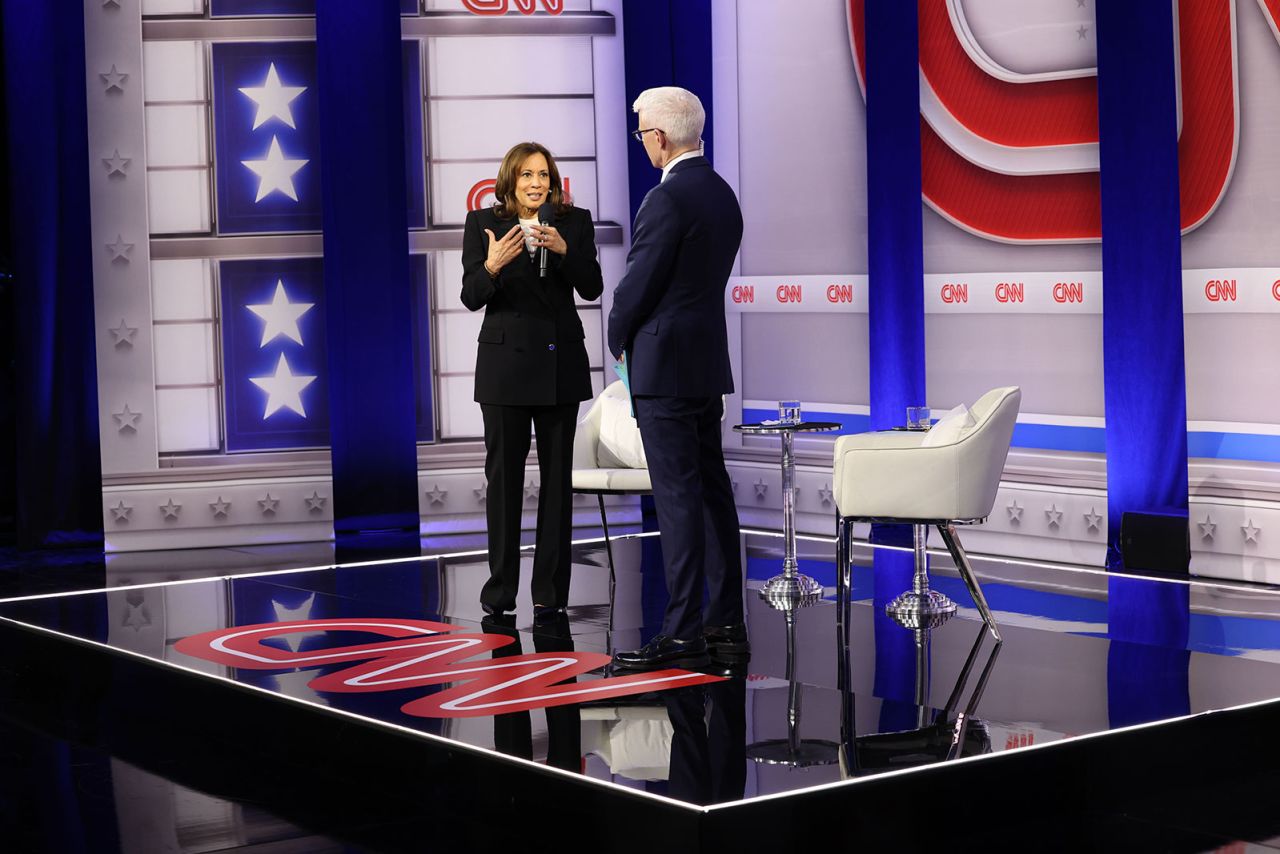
[461,142,604,618]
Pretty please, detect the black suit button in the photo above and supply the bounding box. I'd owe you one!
[547,344,556,351]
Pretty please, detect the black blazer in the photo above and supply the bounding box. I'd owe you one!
[607,157,742,397]
[461,205,604,406]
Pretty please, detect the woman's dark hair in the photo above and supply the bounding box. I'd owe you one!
[492,141,572,219]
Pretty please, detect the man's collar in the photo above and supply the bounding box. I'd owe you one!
[661,149,703,182]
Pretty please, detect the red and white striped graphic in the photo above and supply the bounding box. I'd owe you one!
[846,0,1239,243]
[176,618,722,719]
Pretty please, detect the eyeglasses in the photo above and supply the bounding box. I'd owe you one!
[631,127,663,142]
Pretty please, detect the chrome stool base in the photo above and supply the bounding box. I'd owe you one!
[759,572,824,610]
[885,589,957,630]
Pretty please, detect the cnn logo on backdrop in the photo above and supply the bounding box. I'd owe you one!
[846,0,1239,243]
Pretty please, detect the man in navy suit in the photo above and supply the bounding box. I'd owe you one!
[608,87,747,668]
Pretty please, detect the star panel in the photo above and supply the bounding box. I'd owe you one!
[220,258,330,451]
[210,41,425,233]
[211,42,322,235]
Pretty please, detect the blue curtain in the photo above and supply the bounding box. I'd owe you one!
[1095,0,1188,564]
[864,0,925,433]
[0,1,102,549]
[316,0,420,536]
[621,0,713,224]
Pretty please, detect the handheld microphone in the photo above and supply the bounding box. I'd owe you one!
[538,201,555,279]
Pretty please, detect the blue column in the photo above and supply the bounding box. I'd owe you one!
[1095,0,1188,562]
[621,0,713,223]
[862,1,927,694]
[1,1,102,548]
[864,0,925,432]
[315,1,419,536]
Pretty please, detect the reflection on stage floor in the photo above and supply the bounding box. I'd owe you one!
[7,529,1280,850]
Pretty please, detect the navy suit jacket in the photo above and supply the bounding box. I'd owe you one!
[461,205,603,406]
[607,156,743,397]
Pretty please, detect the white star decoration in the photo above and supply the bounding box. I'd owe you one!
[109,319,137,347]
[109,500,132,522]
[122,601,151,631]
[159,498,182,519]
[239,63,307,130]
[474,481,487,503]
[106,234,134,262]
[103,0,122,8]
[817,483,834,506]
[259,493,280,514]
[425,484,448,506]
[271,594,323,652]
[210,496,231,517]
[103,149,130,176]
[305,491,326,512]
[100,65,128,92]
[1007,500,1023,522]
[754,479,768,498]
[247,280,313,347]
[1083,508,1103,532]
[1045,504,1063,528]
[1199,516,1216,540]
[1077,24,1089,40]
[113,404,141,431]
[524,481,540,501]
[242,136,308,202]
[1243,520,1261,544]
[250,353,316,418]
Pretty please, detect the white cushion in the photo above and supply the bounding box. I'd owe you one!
[596,393,647,469]
[572,468,653,491]
[921,403,976,447]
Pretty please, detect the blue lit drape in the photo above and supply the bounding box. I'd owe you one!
[621,0,713,224]
[863,0,927,718]
[0,0,102,548]
[316,0,420,536]
[1095,0,1188,563]
[864,0,925,433]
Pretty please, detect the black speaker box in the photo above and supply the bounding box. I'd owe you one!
[1120,508,1190,574]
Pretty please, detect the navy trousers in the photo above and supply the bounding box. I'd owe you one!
[633,395,744,640]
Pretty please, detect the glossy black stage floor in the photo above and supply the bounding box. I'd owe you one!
[5,530,1280,852]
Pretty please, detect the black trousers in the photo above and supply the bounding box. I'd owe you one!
[480,402,578,612]
[633,395,744,640]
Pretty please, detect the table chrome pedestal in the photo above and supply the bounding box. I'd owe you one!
[733,420,840,611]
[885,522,958,629]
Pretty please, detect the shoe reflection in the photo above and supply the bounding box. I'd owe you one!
[482,612,582,772]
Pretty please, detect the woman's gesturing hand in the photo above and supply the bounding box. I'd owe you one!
[483,225,525,276]
[529,224,567,256]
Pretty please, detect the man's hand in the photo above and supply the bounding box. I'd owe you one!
[483,225,524,276]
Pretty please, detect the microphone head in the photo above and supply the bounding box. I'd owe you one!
[538,202,556,224]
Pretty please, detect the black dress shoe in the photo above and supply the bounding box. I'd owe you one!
[703,623,750,656]
[533,603,566,621]
[613,635,709,669]
[481,612,517,631]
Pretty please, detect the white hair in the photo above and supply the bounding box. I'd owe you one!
[632,86,705,150]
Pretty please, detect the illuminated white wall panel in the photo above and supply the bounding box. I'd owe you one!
[155,387,220,453]
[151,259,213,320]
[426,36,594,96]
[429,98,596,160]
[142,0,205,15]
[142,40,206,102]
[147,170,212,233]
